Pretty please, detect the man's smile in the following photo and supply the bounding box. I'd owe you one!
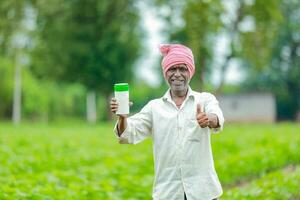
[171,79,184,84]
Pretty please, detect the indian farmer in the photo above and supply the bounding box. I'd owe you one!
[110,44,224,200]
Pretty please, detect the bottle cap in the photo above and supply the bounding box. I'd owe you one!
[114,83,129,91]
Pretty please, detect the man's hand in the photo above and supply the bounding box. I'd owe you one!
[110,97,133,135]
[110,98,133,118]
[196,103,209,128]
[110,97,118,114]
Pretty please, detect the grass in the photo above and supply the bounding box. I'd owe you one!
[223,166,300,200]
[0,122,299,199]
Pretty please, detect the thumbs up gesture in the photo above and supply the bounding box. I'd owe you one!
[196,103,209,128]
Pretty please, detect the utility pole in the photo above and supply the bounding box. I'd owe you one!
[86,91,97,123]
[12,51,22,124]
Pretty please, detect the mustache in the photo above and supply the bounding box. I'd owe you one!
[171,79,185,81]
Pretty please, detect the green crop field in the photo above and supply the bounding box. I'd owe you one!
[0,122,300,199]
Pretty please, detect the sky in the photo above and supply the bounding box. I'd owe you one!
[136,1,245,88]
[135,2,163,87]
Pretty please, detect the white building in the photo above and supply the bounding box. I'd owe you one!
[218,93,276,123]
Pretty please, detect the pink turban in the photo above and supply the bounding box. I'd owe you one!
[159,44,195,78]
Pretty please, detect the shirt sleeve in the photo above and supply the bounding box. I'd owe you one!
[113,101,153,144]
[204,93,225,133]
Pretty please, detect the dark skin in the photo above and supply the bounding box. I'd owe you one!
[166,64,190,108]
[110,64,220,135]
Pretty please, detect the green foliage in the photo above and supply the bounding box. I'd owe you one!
[130,81,168,113]
[240,0,283,70]
[182,0,223,75]
[1,0,299,122]
[0,122,153,199]
[0,57,88,121]
[242,0,300,120]
[0,0,28,56]
[0,58,14,118]
[224,166,300,199]
[213,123,300,185]
[155,0,299,120]
[0,122,300,199]
[23,78,87,121]
[22,69,50,119]
[31,0,143,94]
[154,0,223,89]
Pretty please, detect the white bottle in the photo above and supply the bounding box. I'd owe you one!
[114,83,129,115]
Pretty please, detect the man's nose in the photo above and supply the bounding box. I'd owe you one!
[174,69,181,76]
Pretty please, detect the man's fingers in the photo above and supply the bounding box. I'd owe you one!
[110,98,118,113]
[196,111,209,122]
[196,112,206,120]
[198,118,208,125]
[196,103,202,114]
[196,103,208,128]
[200,123,209,128]
[111,98,117,103]
[111,101,117,105]
[110,98,117,105]
[198,119,209,128]
[111,105,118,110]
[110,103,118,109]
[197,115,208,123]
[197,114,209,128]
[111,106,117,113]
[110,98,132,114]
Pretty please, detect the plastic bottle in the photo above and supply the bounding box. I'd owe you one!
[114,83,129,115]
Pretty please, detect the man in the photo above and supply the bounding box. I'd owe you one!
[110,44,224,200]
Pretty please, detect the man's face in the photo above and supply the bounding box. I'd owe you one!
[166,64,190,93]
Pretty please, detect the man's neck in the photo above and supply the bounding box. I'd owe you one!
[170,89,188,108]
[170,89,188,101]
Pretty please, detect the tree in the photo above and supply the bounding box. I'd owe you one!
[154,0,223,91]
[154,0,284,94]
[242,0,300,120]
[0,0,34,123]
[30,0,143,121]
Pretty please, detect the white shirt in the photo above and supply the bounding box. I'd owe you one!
[114,87,225,200]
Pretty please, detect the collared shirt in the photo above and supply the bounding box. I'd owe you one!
[114,87,225,200]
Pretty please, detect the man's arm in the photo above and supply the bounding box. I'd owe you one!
[110,97,153,144]
[203,93,225,131]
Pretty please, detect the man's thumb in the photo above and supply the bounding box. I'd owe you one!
[196,103,202,114]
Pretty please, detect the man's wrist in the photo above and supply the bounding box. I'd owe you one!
[208,113,219,128]
[117,115,127,136]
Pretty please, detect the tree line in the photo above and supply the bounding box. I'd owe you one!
[0,0,299,122]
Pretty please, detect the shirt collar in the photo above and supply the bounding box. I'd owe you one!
[162,86,196,101]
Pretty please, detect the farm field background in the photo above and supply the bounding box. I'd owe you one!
[0,122,300,199]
